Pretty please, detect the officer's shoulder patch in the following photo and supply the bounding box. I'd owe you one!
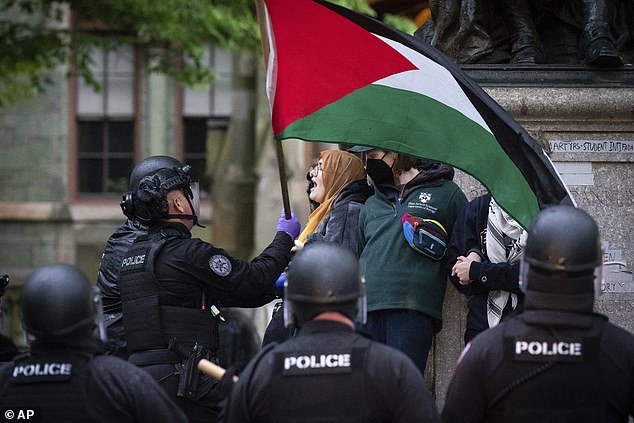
[209,255,232,277]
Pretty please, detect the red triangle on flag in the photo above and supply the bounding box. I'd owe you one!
[265,0,417,135]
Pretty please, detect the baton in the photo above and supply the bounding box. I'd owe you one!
[197,359,239,383]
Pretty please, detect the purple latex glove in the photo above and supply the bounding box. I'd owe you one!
[276,209,301,240]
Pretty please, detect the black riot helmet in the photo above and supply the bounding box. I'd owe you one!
[134,164,202,226]
[520,205,603,312]
[22,264,100,342]
[129,155,184,191]
[121,155,184,220]
[284,242,366,328]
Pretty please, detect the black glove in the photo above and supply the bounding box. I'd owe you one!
[218,366,237,398]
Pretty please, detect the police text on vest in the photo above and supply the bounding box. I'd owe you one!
[284,354,351,370]
[12,362,72,378]
[515,341,582,356]
[122,254,145,267]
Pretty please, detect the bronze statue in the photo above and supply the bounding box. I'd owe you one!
[416,0,631,68]
[579,0,623,66]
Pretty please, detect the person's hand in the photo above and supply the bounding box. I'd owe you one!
[452,255,476,285]
[217,366,237,397]
[276,209,301,240]
[291,240,304,253]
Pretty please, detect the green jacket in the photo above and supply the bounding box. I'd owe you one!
[358,168,467,324]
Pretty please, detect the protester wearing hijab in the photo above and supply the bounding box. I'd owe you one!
[296,149,372,256]
[262,149,372,346]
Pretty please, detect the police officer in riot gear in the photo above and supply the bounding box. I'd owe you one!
[224,242,441,423]
[97,155,183,358]
[442,205,634,423]
[0,263,188,423]
[118,164,299,423]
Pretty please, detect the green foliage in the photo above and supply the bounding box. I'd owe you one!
[330,0,376,16]
[382,14,417,35]
[330,0,417,34]
[0,0,260,106]
[0,20,67,104]
[0,0,415,106]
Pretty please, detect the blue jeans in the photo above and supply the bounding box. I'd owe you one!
[360,309,434,375]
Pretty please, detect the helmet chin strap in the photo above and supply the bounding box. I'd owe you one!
[166,194,205,228]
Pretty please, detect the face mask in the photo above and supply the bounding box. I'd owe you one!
[366,159,394,186]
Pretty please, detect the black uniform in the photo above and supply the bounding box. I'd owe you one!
[98,218,147,313]
[447,193,523,343]
[118,221,293,423]
[225,320,441,422]
[0,334,17,362]
[442,309,634,423]
[96,218,147,357]
[0,341,188,423]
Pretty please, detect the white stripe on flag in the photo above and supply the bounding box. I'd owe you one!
[372,35,492,135]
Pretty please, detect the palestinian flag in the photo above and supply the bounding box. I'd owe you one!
[260,0,573,229]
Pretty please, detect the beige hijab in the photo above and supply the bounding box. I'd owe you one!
[297,150,366,243]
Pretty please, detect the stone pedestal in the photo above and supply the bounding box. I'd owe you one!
[428,65,634,408]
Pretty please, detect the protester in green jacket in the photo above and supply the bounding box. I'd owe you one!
[356,148,467,375]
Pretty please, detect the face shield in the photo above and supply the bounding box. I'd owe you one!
[189,180,201,217]
[93,286,108,343]
[180,180,205,228]
[283,277,367,328]
[519,254,605,298]
[519,257,529,293]
[22,286,107,345]
[356,277,367,325]
[594,257,605,298]
[283,277,291,328]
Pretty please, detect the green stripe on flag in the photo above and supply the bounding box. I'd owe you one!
[277,84,539,228]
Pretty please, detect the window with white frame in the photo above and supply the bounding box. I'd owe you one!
[183,43,232,196]
[76,46,135,194]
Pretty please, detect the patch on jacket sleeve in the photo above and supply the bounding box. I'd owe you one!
[209,255,232,276]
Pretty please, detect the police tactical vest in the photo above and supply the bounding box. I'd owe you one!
[268,334,372,423]
[0,352,91,422]
[487,315,606,422]
[119,228,218,355]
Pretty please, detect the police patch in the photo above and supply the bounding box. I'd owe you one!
[505,337,585,363]
[277,350,354,376]
[11,361,73,383]
[210,255,232,276]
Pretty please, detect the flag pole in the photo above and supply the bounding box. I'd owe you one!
[255,0,292,219]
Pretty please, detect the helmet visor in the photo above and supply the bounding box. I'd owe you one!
[93,286,108,343]
[594,259,605,298]
[519,257,529,293]
[356,277,367,325]
[283,277,291,328]
[189,181,201,217]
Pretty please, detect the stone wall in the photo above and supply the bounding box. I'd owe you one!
[429,69,634,407]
